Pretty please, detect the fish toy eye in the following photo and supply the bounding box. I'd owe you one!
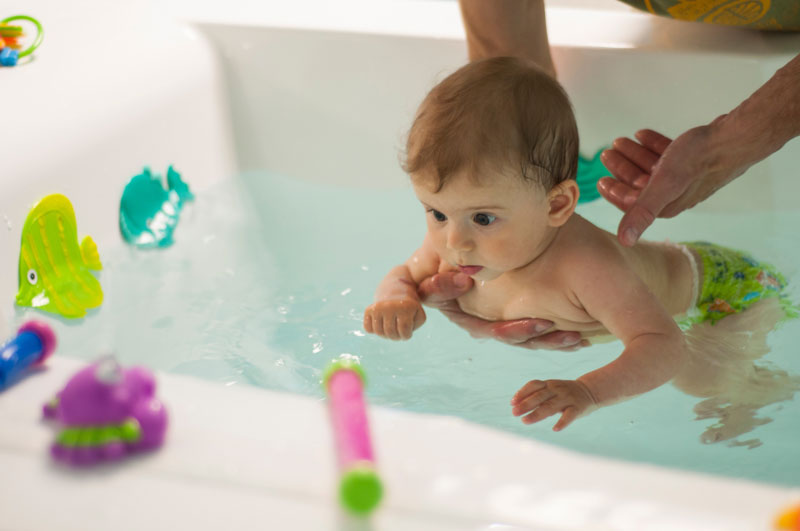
[27,269,38,285]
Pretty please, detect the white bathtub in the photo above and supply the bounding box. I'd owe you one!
[2,1,799,529]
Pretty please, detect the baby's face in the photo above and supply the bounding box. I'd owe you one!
[412,170,554,282]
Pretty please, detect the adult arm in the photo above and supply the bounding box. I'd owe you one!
[458,0,556,77]
[598,52,800,246]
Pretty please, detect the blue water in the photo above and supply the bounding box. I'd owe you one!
[27,171,800,487]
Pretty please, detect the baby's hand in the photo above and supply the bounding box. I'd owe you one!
[510,379,598,431]
[364,299,426,340]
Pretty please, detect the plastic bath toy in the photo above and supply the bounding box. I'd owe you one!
[0,321,56,390]
[775,504,800,530]
[323,359,383,515]
[16,194,103,319]
[576,148,610,204]
[119,166,194,248]
[43,356,167,466]
[0,15,44,67]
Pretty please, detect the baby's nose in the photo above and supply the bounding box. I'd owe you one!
[446,225,473,251]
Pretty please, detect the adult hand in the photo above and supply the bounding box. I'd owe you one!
[417,271,587,351]
[598,50,800,247]
[597,120,751,246]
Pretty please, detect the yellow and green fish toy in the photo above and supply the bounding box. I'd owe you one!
[16,194,103,319]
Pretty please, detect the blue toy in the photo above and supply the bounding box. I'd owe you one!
[119,166,194,248]
[0,321,56,390]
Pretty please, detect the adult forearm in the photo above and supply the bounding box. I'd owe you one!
[458,0,555,77]
[711,52,800,172]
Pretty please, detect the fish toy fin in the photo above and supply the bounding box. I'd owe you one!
[166,165,194,204]
[80,236,103,271]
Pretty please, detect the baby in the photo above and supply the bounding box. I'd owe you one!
[364,57,796,432]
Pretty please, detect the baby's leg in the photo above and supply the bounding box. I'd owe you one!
[672,297,799,444]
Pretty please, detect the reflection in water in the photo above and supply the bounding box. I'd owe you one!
[674,297,800,448]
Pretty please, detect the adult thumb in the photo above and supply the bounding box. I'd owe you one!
[617,185,668,246]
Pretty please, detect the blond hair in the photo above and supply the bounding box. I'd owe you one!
[404,56,578,192]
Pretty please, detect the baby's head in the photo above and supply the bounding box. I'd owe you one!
[404,57,581,280]
[404,56,578,194]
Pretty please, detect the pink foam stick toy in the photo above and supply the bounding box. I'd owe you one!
[323,359,383,515]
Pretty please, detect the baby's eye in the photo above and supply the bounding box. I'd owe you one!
[429,209,447,222]
[472,213,496,226]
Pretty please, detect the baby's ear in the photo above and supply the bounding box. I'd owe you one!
[547,180,579,227]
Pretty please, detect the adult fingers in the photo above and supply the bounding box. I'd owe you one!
[617,200,660,247]
[417,272,473,306]
[616,157,684,247]
[599,149,650,193]
[438,306,497,338]
[609,136,660,180]
[596,176,641,212]
[634,129,672,155]
[516,330,584,350]
[490,319,555,344]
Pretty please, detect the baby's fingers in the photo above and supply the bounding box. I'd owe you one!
[397,315,414,340]
[396,307,424,340]
[552,406,579,432]
[383,314,400,340]
[364,309,382,335]
[520,397,567,425]
[510,380,548,407]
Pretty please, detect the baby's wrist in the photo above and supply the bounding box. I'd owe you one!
[575,377,601,406]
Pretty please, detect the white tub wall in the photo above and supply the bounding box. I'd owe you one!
[0,0,238,338]
[184,0,800,215]
[3,356,798,531]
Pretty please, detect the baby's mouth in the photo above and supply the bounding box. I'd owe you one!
[457,265,484,276]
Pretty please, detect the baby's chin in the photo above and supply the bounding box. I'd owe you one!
[470,268,504,282]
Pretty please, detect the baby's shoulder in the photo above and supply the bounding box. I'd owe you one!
[554,221,624,266]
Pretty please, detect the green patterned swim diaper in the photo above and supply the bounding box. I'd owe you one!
[679,241,799,327]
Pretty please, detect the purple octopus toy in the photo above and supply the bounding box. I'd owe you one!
[43,356,168,466]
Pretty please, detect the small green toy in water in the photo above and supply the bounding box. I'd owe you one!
[16,194,103,319]
[576,148,609,204]
[119,166,194,248]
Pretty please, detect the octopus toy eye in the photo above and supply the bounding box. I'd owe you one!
[27,269,38,285]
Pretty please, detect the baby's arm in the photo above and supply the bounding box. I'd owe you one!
[364,235,443,340]
[512,242,686,430]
